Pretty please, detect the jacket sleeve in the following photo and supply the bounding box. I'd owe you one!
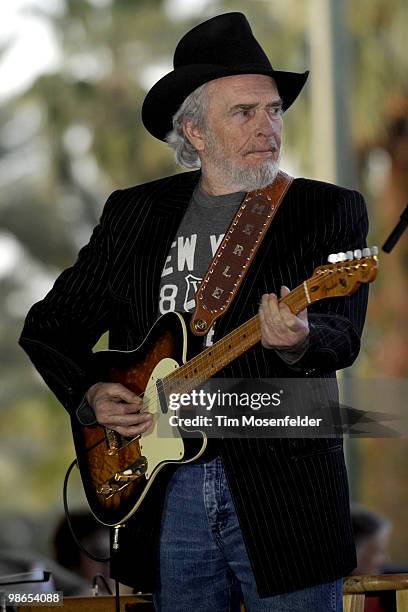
[275,188,370,374]
[19,190,122,415]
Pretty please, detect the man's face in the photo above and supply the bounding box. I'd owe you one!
[199,74,283,192]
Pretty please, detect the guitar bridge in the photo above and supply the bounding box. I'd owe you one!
[114,456,148,482]
[97,457,148,497]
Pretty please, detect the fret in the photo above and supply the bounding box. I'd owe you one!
[164,254,378,395]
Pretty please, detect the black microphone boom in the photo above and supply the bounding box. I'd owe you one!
[382,204,408,253]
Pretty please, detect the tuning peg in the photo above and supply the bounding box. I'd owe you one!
[337,252,347,262]
[327,253,338,263]
[370,246,379,256]
[362,247,371,257]
[353,249,362,259]
[346,251,354,260]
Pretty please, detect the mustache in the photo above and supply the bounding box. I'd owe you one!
[243,140,279,155]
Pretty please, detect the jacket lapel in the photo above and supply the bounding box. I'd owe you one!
[132,171,200,337]
[150,170,200,217]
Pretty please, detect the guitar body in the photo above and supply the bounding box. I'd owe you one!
[71,312,206,526]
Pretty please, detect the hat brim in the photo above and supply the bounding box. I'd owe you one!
[142,65,309,141]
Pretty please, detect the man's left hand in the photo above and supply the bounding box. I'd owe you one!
[259,285,309,349]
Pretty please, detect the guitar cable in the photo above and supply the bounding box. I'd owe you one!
[63,458,113,563]
[63,458,122,612]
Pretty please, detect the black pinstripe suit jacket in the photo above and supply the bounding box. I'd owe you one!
[19,169,369,597]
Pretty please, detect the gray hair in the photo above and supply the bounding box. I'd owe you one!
[166,83,209,169]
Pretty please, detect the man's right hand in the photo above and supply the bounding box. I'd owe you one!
[86,382,154,437]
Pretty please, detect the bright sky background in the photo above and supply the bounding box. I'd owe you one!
[0,0,211,100]
[0,0,213,296]
[0,0,64,100]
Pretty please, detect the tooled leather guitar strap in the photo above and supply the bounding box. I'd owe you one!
[190,170,293,336]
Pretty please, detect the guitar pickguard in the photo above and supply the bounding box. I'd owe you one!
[140,357,185,478]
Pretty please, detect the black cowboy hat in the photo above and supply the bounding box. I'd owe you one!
[142,12,309,142]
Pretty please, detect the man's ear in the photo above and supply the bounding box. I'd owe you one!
[183,121,205,152]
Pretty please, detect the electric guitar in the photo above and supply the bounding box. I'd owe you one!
[71,248,378,526]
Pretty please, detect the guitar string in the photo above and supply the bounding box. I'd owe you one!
[149,266,335,390]
[149,260,366,405]
[119,265,346,411]
[119,267,334,410]
[162,261,365,386]
[104,262,362,444]
[130,277,310,409]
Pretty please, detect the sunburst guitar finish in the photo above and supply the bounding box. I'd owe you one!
[71,312,206,526]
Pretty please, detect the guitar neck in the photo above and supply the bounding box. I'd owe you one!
[164,248,378,395]
[166,282,310,392]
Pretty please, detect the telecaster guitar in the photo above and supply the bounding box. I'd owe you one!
[71,247,378,525]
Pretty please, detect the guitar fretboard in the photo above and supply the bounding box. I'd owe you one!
[161,249,378,398]
[164,282,311,395]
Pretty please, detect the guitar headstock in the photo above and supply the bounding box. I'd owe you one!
[307,246,379,301]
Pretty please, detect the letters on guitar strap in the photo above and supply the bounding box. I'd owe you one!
[190,170,294,336]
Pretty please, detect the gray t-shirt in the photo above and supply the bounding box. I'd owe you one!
[158,183,245,345]
[158,182,309,363]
